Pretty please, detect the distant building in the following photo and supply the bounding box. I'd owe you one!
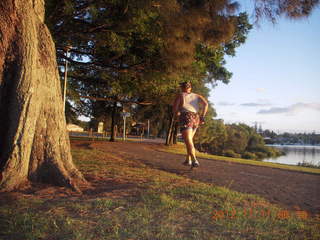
[67,124,84,132]
[97,122,104,133]
[263,137,275,144]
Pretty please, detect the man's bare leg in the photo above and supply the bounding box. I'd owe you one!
[182,128,199,166]
[181,129,192,165]
[190,127,199,166]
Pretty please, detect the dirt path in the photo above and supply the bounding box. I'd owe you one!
[89,140,320,215]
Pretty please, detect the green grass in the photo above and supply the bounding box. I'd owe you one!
[160,143,320,175]
[0,144,319,240]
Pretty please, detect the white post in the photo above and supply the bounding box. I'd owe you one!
[147,120,150,138]
[123,116,126,141]
[121,111,130,141]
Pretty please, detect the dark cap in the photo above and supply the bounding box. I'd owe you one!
[179,81,192,88]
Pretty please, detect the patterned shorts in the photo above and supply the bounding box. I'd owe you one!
[179,111,200,132]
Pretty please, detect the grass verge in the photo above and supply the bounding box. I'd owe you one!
[0,143,319,240]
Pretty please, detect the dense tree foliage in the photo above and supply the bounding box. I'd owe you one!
[45,0,249,137]
[253,0,319,23]
[45,0,318,150]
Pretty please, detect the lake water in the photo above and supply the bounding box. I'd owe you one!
[264,145,320,166]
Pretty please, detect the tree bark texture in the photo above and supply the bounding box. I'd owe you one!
[165,112,175,146]
[172,122,178,145]
[0,0,86,191]
[110,100,117,142]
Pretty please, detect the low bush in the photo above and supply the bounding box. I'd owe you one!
[242,152,256,159]
[255,152,268,160]
[250,145,283,159]
[224,150,241,158]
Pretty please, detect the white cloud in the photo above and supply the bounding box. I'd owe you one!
[241,102,272,107]
[217,101,236,106]
[255,88,266,93]
[258,103,320,115]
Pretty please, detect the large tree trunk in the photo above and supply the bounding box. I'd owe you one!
[0,0,86,192]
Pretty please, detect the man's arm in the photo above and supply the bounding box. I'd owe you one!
[198,94,208,120]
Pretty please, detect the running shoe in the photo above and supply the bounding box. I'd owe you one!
[183,160,192,166]
[192,160,200,168]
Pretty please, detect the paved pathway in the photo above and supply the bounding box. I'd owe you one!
[90,141,320,215]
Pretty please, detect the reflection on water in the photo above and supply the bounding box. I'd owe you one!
[264,145,320,166]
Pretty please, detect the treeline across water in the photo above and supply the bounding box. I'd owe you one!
[261,130,320,145]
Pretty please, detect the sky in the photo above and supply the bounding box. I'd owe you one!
[209,6,320,134]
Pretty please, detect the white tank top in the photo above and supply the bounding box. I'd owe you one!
[181,92,200,113]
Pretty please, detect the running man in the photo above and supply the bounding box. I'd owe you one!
[172,82,208,167]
